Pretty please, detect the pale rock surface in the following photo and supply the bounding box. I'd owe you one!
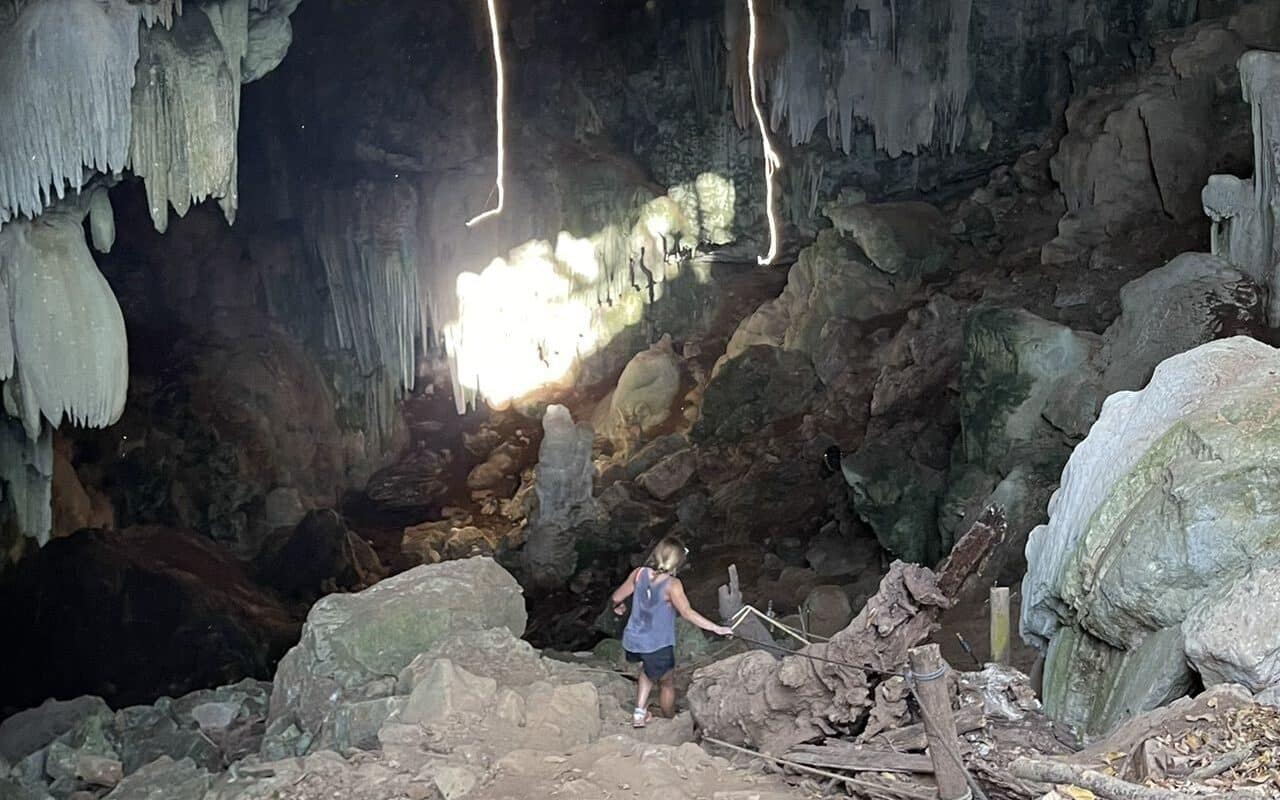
[1184,565,1280,691]
[264,557,526,753]
[521,405,599,589]
[1023,337,1280,735]
[1204,50,1280,324]
[604,335,681,443]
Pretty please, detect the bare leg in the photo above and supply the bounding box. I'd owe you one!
[658,671,676,718]
[635,669,654,714]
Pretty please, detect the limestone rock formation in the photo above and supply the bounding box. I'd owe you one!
[1042,10,1278,263]
[1022,337,1280,735]
[1097,252,1266,395]
[264,557,526,754]
[521,405,599,589]
[1183,565,1280,692]
[959,308,1099,477]
[1204,50,1280,325]
[598,335,681,449]
[0,528,296,713]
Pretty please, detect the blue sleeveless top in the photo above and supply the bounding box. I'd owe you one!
[622,568,677,653]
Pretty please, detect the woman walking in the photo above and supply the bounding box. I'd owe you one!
[610,536,733,727]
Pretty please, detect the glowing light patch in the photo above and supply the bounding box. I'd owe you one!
[747,0,783,265]
[443,176,736,412]
[466,0,507,227]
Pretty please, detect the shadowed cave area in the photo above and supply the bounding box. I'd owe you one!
[4,0,1280,798]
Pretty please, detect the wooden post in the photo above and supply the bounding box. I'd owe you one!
[908,644,970,800]
[989,586,1010,665]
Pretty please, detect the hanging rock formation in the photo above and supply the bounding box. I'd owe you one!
[0,0,302,544]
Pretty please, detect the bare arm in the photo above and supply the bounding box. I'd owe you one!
[669,579,733,636]
[610,567,641,614]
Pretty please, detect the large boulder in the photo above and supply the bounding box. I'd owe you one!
[693,345,822,443]
[959,307,1099,476]
[599,334,682,444]
[1022,337,1280,735]
[264,557,526,752]
[824,199,957,281]
[1098,252,1266,395]
[255,508,384,600]
[1183,565,1280,692]
[0,527,297,713]
[725,230,898,360]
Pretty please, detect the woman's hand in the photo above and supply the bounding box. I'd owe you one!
[713,625,734,637]
[613,602,627,616]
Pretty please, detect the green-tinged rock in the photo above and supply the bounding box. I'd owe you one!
[675,619,711,664]
[1023,337,1280,735]
[591,638,626,667]
[264,557,526,755]
[0,696,111,765]
[823,200,956,281]
[723,229,905,362]
[842,442,946,563]
[693,346,821,443]
[102,756,210,800]
[959,307,1099,475]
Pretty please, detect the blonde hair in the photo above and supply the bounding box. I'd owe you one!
[647,536,689,574]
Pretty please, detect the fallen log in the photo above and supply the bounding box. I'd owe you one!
[704,736,937,800]
[689,510,1004,755]
[1010,757,1256,800]
[786,744,936,774]
[866,704,987,751]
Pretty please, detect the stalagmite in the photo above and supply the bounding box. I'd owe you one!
[1203,51,1280,325]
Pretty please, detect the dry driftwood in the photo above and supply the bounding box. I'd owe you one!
[688,512,1003,755]
[866,703,987,751]
[705,736,937,800]
[787,742,936,774]
[1010,757,1256,800]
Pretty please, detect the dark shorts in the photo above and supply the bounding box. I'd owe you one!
[625,645,675,680]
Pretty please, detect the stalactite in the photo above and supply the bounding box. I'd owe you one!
[0,417,52,545]
[0,204,129,439]
[129,7,240,233]
[0,279,11,382]
[87,188,116,254]
[306,180,423,446]
[721,0,980,159]
[0,0,141,223]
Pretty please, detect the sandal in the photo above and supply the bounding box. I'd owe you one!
[631,707,653,728]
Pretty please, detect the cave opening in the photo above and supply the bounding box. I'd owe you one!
[4,1,1280,792]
